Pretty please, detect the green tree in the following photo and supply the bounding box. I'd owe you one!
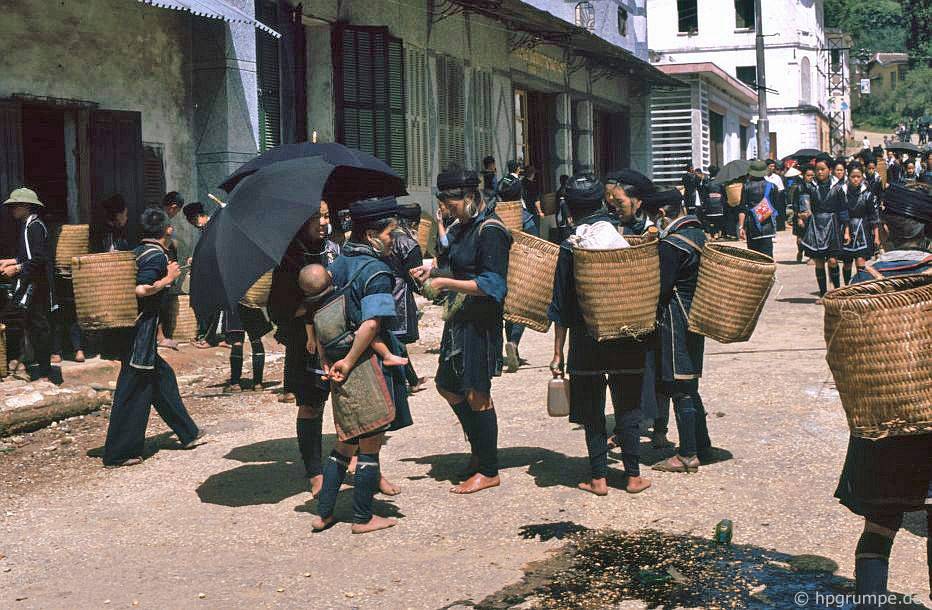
[824,0,906,55]
[905,3,932,67]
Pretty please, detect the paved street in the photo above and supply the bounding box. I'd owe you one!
[0,234,928,609]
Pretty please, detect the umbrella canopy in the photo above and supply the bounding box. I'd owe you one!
[885,142,921,154]
[218,142,397,193]
[787,148,824,161]
[190,155,404,319]
[715,159,751,183]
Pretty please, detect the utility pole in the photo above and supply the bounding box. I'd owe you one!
[754,0,769,159]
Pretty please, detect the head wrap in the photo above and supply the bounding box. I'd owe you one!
[642,188,684,212]
[436,166,481,191]
[883,184,932,224]
[398,202,422,221]
[564,173,604,213]
[162,191,184,208]
[349,196,400,226]
[604,169,654,198]
[182,201,205,225]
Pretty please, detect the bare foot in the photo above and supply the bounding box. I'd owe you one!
[578,477,608,496]
[351,515,397,534]
[381,354,409,367]
[311,514,336,531]
[278,393,296,404]
[408,377,429,393]
[450,473,500,494]
[625,475,652,494]
[309,475,323,497]
[379,476,401,496]
[74,350,86,363]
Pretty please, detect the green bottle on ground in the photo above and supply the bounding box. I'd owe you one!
[714,519,733,544]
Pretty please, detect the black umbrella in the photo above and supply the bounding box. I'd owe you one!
[787,148,824,161]
[190,155,404,319]
[715,159,751,183]
[218,142,396,193]
[885,142,921,154]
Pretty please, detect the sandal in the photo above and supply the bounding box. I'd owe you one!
[652,455,699,473]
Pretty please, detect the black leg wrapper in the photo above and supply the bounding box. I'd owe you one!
[316,449,349,519]
[296,416,323,478]
[352,453,381,524]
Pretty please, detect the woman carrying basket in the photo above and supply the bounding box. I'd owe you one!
[548,173,650,496]
[834,184,931,607]
[311,197,412,533]
[799,159,848,300]
[410,166,512,495]
[839,163,881,285]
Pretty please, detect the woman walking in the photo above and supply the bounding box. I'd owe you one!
[799,159,847,300]
[839,163,881,284]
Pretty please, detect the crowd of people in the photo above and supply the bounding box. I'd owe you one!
[1,141,929,605]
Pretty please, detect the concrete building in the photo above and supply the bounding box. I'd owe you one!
[864,52,909,98]
[1,0,674,254]
[649,63,757,185]
[646,0,833,159]
[527,0,649,61]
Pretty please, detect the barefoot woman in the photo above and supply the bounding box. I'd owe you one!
[412,166,511,494]
[312,197,412,533]
[547,173,651,496]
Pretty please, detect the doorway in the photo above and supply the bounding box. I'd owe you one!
[709,110,724,168]
[593,108,630,177]
[21,106,70,224]
[514,88,555,193]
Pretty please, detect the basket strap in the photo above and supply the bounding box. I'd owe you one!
[664,233,702,254]
[479,218,509,235]
[864,265,884,280]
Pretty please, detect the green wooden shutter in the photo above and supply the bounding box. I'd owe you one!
[437,55,465,171]
[257,1,281,152]
[333,25,407,180]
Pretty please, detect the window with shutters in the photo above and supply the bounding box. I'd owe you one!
[437,54,465,171]
[471,69,494,172]
[142,143,165,208]
[405,45,429,188]
[332,25,407,179]
[515,89,530,164]
[256,1,281,152]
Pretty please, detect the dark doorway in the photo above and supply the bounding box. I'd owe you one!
[21,106,68,224]
[524,90,555,193]
[593,108,630,178]
[709,110,724,168]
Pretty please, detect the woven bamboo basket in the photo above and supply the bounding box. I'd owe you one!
[168,294,199,342]
[573,241,660,341]
[726,183,743,207]
[688,244,775,343]
[54,224,89,273]
[823,275,932,439]
[72,251,138,330]
[504,232,559,333]
[0,323,7,379]
[241,271,273,308]
[496,201,524,233]
[417,219,432,255]
[622,233,658,246]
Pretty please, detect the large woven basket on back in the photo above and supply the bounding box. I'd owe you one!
[688,244,775,343]
[496,201,524,233]
[54,224,89,274]
[726,183,743,207]
[573,241,660,341]
[168,294,199,342]
[72,251,138,330]
[0,323,7,379]
[823,275,932,439]
[504,232,559,333]
[241,271,273,308]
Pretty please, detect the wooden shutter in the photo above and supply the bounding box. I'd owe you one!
[471,69,493,171]
[333,25,407,179]
[257,0,281,152]
[142,144,166,209]
[437,55,465,171]
[406,46,429,188]
[89,110,143,243]
[279,1,306,144]
[0,100,23,257]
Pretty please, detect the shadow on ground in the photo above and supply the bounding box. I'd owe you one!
[196,436,336,507]
[472,526,927,609]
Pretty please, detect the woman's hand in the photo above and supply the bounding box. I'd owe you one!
[326,359,351,383]
[843,229,851,245]
[549,354,564,378]
[409,265,431,284]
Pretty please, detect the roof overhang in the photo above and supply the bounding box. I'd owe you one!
[447,0,682,88]
[655,62,757,104]
[138,0,281,38]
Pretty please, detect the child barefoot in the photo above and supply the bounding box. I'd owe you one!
[298,264,408,373]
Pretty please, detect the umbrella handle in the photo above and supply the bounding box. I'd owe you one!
[208,193,227,208]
